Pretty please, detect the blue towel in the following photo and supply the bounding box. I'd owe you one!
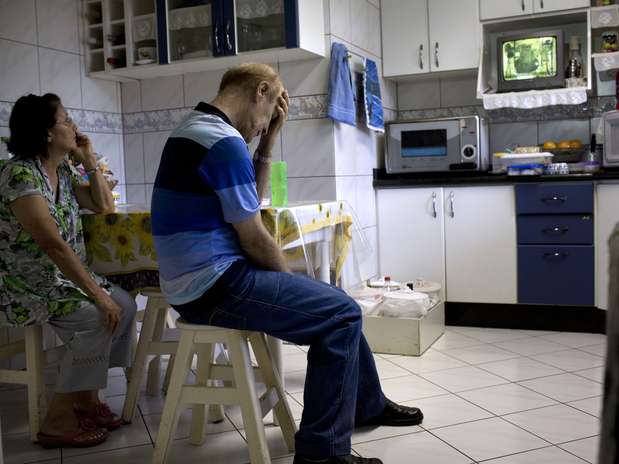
[327,42,356,126]
[363,58,384,133]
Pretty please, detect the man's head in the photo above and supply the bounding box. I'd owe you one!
[215,63,284,143]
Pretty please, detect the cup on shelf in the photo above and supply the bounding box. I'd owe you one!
[137,46,156,60]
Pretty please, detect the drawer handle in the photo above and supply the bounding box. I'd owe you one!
[542,226,569,235]
[541,195,567,203]
[543,251,569,260]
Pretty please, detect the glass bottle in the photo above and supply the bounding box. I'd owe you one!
[565,36,583,79]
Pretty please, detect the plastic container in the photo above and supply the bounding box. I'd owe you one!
[507,163,545,176]
[270,161,288,207]
[494,152,554,174]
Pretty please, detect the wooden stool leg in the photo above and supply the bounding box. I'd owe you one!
[152,332,195,464]
[122,296,160,423]
[190,343,214,445]
[25,325,45,442]
[228,335,270,464]
[147,299,168,396]
[250,333,297,452]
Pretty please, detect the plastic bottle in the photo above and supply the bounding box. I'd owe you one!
[270,161,288,207]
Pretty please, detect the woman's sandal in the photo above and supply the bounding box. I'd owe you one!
[37,418,109,448]
[74,402,124,431]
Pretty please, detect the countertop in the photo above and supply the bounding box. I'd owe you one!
[373,168,619,188]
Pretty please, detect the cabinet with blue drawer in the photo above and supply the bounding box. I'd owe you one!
[516,183,594,306]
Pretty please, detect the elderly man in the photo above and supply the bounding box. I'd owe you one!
[151,63,423,464]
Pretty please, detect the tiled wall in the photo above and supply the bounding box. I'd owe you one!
[121,0,392,285]
[397,72,616,152]
[0,0,125,199]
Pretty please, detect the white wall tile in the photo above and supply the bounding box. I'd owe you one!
[282,118,335,177]
[537,119,590,146]
[288,176,336,202]
[0,0,37,44]
[0,40,40,101]
[86,132,124,185]
[39,48,81,108]
[440,74,478,107]
[398,78,441,110]
[334,122,377,176]
[329,0,351,42]
[141,75,184,111]
[124,133,145,184]
[367,0,379,7]
[143,131,170,183]
[366,1,381,57]
[359,225,378,281]
[355,175,376,228]
[322,0,331,35]
[279,57,330,97]
[114,183,126,203]
[145,183,154,207]
[248,132,283,162]
[126,184,147,205]
[350,0,370,52]
[36,0,79,53]
[121,81,142,113]
[81,75,120,112]
[183,69,226,107]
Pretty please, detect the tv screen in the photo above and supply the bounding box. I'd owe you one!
[501,35,558,82]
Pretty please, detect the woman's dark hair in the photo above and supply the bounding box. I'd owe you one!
[7,93,62,160]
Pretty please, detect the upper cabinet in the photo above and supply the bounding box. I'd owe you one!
[382,0,480,78]
[86,0,325,80]
[480,0,590,21]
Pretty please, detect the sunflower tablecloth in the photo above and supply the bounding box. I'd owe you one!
[82,201,357,293]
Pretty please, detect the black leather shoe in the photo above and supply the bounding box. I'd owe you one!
[293,454,383,464]
[356,399,423,427]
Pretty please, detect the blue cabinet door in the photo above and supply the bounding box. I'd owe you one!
[516,183,594,215]
[518,245,594,306]
[517,214,594,245]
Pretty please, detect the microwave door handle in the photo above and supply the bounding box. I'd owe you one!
[540,0,544,9]
[434,42,439,68]
[521,0,525,11]
[449,191,455,218]
[419,44,423,70]
[432,192,437,218]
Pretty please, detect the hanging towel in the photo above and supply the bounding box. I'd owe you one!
[363,58,384,133]
[327,42,356,126]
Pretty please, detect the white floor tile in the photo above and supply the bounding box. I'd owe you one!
[62,443,154,464]
[477,357,564,382]
[227,394,304,430]
[482,445,590,463]
[431,417,548,462]
[538,332,606,349]
[281,352,308,373]
[2,432,61,464]
[503,404,600,444]
[353,430,474,463]
[283,369,306,394]
[578,343,607,357]
[143,407,237,441]
[530,349,605,372]
[572,366,605,384]
[165,430,250,464]
[378,374,449,402]
[388,349,467,374]
[459,383,558,415]
[373,357,414,380]
[420,366,509,393]
[236,422,295,460]
[352,422,423,445]
[517,330,559,337]
[447,327,531,343]
[0,404,29,435]
[429,331,485,351]
[492,337,568,356]
[439,344,520,365]
[408,394,492,429]
[559,436,600,463]
[567,396,603,418]
[518,373,603,402]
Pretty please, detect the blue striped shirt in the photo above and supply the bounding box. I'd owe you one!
[151,103,259,305]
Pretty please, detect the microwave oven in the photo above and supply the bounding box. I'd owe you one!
[385,116,489,174]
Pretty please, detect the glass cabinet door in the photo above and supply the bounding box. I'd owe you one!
[234,0,286,53]
[165,0,222,61]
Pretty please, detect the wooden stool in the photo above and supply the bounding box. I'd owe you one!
[152,319,297,464]
[0,325,46,442]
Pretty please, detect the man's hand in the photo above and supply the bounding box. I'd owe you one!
[258,90,289,153]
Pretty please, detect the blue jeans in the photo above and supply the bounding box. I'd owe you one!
[174,260,386,457]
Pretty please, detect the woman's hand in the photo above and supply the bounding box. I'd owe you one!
[95,293,122,332]
[71,132,97,169]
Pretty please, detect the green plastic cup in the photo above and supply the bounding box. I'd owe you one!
[270,161,288,207]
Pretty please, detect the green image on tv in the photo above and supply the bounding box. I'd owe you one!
[502,36,557,81]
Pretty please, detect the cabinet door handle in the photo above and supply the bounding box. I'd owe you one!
[541,195,567,203]
[225,20,233,52]
[449,191,455,218]
[543,251,569,260]
[431,192,437,218]
[419,44,424,69]
[214,23,220,54]
[540,0,544,8]
[434,42,439,68]
[521,0,525,11]
[542,226,569,235]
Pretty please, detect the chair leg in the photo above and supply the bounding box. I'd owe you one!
[250,333,297,452]
[25,325,45,442]
[147,299,168,396]
[124,313,139,381]
[162,354,175,395]
[208,403,225,423]
[190,343,214,445]
[228,335,270,464]
[122,296,160,423]
[152,332,195,464]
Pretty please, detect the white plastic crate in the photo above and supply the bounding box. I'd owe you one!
[592,5,619,29]
[593,51,619,71]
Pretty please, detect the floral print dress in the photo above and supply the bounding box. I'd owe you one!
[0,157,109,327]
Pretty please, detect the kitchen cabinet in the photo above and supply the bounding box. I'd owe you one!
[381,0,479,77]
[444,186,518,304]
[595,183,619,310]
[376,188,446,300]
[377,186,517,304]
[479,0,589,21]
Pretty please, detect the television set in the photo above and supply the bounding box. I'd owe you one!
[497,29,565,92]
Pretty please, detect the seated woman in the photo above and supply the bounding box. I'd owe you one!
[0,94,137,448]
